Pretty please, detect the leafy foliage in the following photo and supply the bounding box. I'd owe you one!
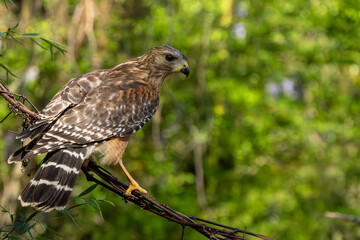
[0,184,108,240]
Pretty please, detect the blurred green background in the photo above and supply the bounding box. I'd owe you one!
[1,0,360,239]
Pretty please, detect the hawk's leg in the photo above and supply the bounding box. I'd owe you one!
[95,137,148,196]
[119,159,148,196]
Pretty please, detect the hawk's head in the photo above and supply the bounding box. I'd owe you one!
[144,45,190,84]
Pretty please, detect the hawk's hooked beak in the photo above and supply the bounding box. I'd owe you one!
[180,62,190,78]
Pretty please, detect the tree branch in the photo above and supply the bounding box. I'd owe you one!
[0,79,275,240]
[0,79,40,124]
[82,162,273,240]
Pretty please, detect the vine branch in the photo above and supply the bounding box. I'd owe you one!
[0,79,274,240]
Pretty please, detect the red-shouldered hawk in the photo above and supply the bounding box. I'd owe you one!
[8,45,190,212]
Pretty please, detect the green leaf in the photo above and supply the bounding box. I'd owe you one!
[66,203,86,210]
[40,37,67,55]
[49,45,54,61]
[77,184,98,198]
[3,0,16,11]
[0,205,9,212]
[8,35,22,44]
[0,63,18,77]
[98,199,116,207]
[71,197,90,205]
[25,211,39,223]
[91,199,104,222]
[31,39,48,51]
[21,33,39,37]
[63,210,81,229]
[45,226,64,238]
[5,0,16,6]
[8,21,19,32]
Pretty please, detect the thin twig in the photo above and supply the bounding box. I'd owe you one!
[0,111,12,124]
[0,81,275,240]
[325,211,360,225]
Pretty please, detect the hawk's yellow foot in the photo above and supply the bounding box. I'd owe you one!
[125,181,148,196]
[119,159,147,196]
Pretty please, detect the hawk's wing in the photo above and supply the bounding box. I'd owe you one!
[17,70,107,140]
[24,79,160,157]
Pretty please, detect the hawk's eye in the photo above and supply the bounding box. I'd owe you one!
[165,54,176,62]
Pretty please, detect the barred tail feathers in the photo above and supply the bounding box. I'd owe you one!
[7,136,41,164]
[18,148,90,212]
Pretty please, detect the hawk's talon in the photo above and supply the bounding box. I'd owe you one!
[125,182,147,196]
